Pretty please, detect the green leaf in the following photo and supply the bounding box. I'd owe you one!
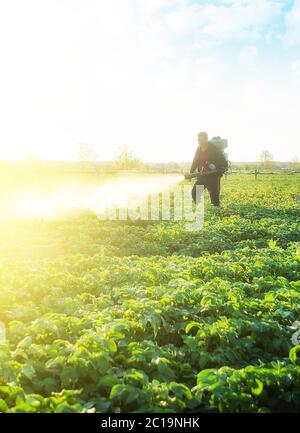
[98,375,119,388]
[197,369,217,386]
[107,339,117,353]
[289,345,300,365]
[109,384,139,405]
[251,379,263,396]
[268,240,278,249]
[21,364,36,380]
[0,398,8,412]
[185,321,201,334]
[124,369,149,385]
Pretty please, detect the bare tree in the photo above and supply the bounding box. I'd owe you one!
[259,150,274,170]
[78,143,97,171]
[289,156,300,170]
[114,145,143,170]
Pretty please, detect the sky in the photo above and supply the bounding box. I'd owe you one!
[0,0,300,162]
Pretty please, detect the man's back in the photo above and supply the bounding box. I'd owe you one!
[190,142,228,174]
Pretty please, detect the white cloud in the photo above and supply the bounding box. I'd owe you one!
[134,0,183,15]
[285,0,300,45]
[0,0,299,162]
[164,0,285,43]
[165,4,205,35]
[291,60,300,83]
[239,46,258,65]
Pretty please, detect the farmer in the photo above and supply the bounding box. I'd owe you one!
[190,131,228,207]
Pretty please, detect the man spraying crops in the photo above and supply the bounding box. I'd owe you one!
[186,131,228,207]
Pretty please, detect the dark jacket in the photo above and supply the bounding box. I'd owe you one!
[190,142,228,174]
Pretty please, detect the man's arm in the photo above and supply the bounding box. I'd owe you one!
[190,147,199,173]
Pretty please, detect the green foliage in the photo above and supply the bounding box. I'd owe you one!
[0,174,299,412]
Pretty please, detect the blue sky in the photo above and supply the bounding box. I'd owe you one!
[0,0,300,162]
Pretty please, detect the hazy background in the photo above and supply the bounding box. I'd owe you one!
[0,0,300,163]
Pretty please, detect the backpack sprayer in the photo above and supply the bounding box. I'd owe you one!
[184,136,229,180]
[184,168,225,180]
